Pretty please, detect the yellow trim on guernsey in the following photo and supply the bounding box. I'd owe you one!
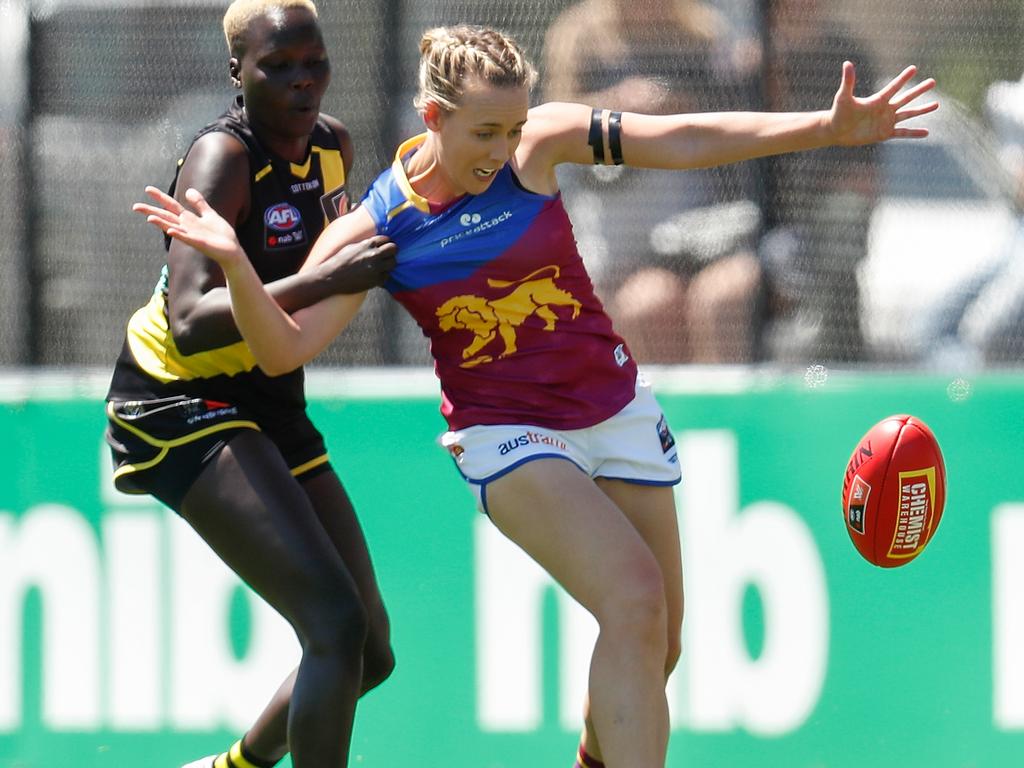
[125,292,257,383]
[387,134,432,221]
[313,145,345,196]
[290,152,312,180]
[106,401,260,482]
[254,163,273,182]
[386,199,417,222]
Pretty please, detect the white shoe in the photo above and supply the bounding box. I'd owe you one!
[180,757,217,768]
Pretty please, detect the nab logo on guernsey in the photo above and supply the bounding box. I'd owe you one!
[264,202,306,249]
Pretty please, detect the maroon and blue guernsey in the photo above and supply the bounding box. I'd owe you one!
[361,134,638,431]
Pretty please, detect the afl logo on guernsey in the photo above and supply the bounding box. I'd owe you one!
[263,202,307,250]
[265,203,302,231]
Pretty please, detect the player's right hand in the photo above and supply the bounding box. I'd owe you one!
[318,236,398,293]
[133,186,247,270]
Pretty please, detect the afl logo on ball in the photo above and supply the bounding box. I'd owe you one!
[265,203,302,231]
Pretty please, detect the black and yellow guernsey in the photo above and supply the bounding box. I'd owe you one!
[106,96,347,497]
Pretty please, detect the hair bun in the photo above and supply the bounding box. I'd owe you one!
[420,27,455,56]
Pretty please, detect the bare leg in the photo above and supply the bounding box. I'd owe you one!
[486,460,670,768]
[237,470,395,763]
[576,481,684,764]
[179,432,367,768]
[239,669,295,764]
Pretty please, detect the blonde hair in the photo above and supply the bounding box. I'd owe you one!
[414,25,538,112]
[223,0,318,57]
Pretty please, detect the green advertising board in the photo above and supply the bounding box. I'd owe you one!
[1,367,1023,768]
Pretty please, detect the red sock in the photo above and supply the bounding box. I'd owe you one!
[575,744,606,768]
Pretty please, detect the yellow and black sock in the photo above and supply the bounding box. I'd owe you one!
[212,739,278,768]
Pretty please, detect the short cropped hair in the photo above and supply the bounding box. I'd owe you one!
[222,0,318,57]
[414,25,537,113]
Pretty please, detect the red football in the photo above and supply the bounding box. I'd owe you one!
[841,414,947,567]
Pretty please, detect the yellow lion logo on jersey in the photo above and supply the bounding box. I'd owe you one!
[436,265,582,367]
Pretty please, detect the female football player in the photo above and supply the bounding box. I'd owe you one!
[134,24,937,768]
[105,3,397,767]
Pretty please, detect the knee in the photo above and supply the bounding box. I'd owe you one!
[664,628,682,678]
[664,593,684,676]
[361,641,396,694]
[600,562,669,647]
[359,604,395,693]
[300,583,370,660]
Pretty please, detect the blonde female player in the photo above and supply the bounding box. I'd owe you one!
[135,25,937,768]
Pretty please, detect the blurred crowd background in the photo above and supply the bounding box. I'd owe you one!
[1,0,1022,370]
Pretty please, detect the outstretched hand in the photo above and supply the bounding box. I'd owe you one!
[828,61,938,146]
[133,186,246,269]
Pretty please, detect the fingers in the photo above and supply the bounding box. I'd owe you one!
[376,242,398,269]
[139,215,197,250]
[143,185,182,212]
[839,60,856,99]
[132,202,178,223]
[895,102,940,123]
[135,186,187,233]
[892,77,937,109]
[142,215,172,234]
[362,235,394,249]
[184,187,213,214]
[891,127,930,139]
[872,66,939,139]
[887,71,938,134]
[370,238,398,265]
[878,65,919,101]
[356,238,398,271]
[348,235,397,257]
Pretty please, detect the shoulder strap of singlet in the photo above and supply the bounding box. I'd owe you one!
[162,97,264,250]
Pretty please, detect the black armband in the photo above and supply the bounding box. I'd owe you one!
[588,107,606,164]
[608,111,623,165]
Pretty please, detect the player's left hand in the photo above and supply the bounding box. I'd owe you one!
[133,186,247,269]
[828,61,938,146]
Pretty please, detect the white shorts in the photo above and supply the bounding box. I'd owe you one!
[440,379,681,513]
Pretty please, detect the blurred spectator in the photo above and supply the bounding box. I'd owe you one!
[756,0,879,363]
[957,72,1024,363]
[543,0,762,364]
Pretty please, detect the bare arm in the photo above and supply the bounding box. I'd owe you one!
[164,129,386,354]
[136,187,392,375]
[164,131,250,354]
[524,62,937,175]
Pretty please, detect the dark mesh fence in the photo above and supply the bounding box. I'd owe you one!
[2,0,1023,368]
[0,6,28,366]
